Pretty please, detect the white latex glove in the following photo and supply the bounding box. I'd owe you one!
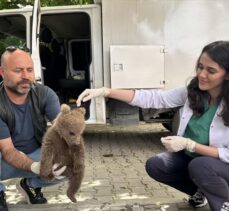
[76,87,110,107]
[31,161,41,175]
[31,162,66,179]
[161,136,196,152]
[52,163,67,179]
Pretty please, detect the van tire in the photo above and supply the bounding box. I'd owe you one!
[171,109,180,135]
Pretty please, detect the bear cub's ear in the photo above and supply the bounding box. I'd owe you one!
[79,107,86,115]
[61,104,71,114]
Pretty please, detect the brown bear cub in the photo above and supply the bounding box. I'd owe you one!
[40,104,85,202]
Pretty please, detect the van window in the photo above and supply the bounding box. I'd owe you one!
[0,15,27,56]
[71,40,91,71]
[0,14,26,82]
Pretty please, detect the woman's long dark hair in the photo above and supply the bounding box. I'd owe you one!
[187,41,229,126]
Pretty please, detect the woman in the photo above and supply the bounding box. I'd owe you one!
[77,40,229,211]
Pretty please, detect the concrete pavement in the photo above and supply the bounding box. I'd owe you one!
[4,123,210,211]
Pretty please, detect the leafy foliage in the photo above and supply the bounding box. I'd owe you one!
[0,0,94,58]
[0,0,94,10]
[0,35,24,56]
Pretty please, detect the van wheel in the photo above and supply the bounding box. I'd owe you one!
[171,109,180,135]
[160,109,180,134]
[159,111,174,132]
[162,122,172,132]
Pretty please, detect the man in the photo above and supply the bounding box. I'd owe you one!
[0,46,65,211]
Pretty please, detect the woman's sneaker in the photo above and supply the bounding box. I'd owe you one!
[16,178,47,204]
[188,191,208,208]
[221,202,229,211]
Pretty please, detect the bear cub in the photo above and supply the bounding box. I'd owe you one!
[40,104,85,202]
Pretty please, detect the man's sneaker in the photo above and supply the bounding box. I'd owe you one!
[0,191,8,211]
[221,202,229,211]
[188,191,208,208]
[16,179,47,204]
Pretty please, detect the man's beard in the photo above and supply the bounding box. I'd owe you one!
[6,79,33,95]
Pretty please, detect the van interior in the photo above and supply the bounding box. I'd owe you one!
[0,12,91,119]
[39,12,91,118]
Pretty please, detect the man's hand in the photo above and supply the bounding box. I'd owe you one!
[76,87,110,107]
[31,161,40,174]
[31,162,66,179]
[161,136,196,152]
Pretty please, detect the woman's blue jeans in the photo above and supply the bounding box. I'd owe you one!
[0,148,63,191]
[145,150,229,211]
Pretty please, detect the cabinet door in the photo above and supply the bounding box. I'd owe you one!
[110,45,165,89]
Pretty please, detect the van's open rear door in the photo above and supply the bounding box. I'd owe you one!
[31,0,42,82]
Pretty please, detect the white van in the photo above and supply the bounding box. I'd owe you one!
[1,0,229,132]
[0,0,103,122]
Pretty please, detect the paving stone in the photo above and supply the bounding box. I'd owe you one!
[3,124,211,211]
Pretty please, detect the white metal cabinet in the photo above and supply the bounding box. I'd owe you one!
[110,45,165,89]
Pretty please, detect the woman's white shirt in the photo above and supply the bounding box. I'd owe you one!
[130,87,229,163]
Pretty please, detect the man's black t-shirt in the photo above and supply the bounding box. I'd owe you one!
[0,87,60,154]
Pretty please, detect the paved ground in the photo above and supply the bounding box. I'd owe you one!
[4,123,210,211]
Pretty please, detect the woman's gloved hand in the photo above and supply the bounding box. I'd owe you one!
[76,87,110,107]
[161,136,196,152]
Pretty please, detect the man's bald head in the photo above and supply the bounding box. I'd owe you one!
[0,49,35,96]
[1,49,33,70]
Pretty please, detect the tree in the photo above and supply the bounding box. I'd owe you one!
[0,0,94,10]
